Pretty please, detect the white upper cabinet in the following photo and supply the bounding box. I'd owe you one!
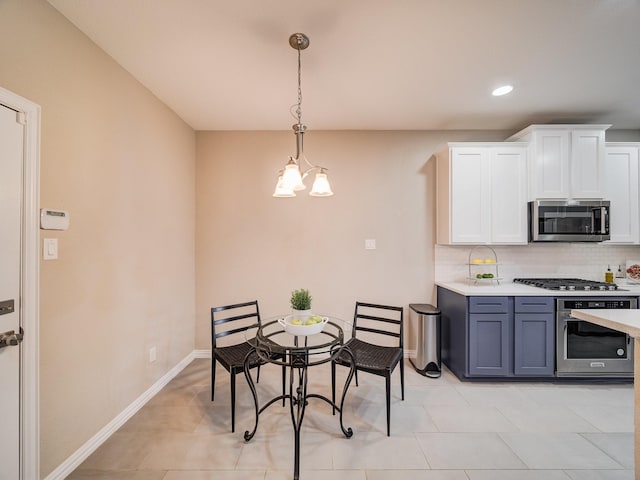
[448,147,490,244]
[508,125,609,200]
[437,143,528,245]
[603,143,640,244]
[491,147,529,244]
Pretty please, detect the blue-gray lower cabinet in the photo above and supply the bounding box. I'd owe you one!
[439,286,468,378]
[438,287,557,379]
[513,297,555,376]
[468,297,512,376]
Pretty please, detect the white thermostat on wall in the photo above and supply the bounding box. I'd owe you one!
[40,209,70,230]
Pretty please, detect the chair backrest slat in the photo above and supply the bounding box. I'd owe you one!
[215,324,259,339]
[213,300,259,312]
[353,301,404,348]
[211,300,260,348]
[213,311,258,326]
[356,313,401,325]
[356,325,401,338]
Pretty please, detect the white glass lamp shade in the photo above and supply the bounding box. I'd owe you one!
[282,162,305,191]
[309,171,333,197]
[273,175,295,197]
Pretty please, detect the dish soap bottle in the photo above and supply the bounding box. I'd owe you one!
[616,265,625,279]
[605,265,614,283]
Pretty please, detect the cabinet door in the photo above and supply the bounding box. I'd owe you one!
[571,129,606,198]
[450,148,490,243]
[514,312,555,376]
[490,147,528,244]
[468,313,511,376]
[603,145,639,244]
[531,129,570,199]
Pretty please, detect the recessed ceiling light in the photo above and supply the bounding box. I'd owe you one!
[492,85,514,96]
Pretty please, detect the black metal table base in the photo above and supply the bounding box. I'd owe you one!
[243,347,355,480]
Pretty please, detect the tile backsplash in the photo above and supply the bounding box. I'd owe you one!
[435,243,640,283]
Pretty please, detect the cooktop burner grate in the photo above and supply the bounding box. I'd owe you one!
[513,278,618,291]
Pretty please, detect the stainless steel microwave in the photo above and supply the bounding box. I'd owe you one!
[529,200,610,242]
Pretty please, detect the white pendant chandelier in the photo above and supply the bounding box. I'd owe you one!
[273,33,333,198]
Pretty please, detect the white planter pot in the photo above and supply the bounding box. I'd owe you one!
[291,308,312,319]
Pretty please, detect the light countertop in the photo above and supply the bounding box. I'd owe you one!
[570,309,640,338]
[436,280,640,297]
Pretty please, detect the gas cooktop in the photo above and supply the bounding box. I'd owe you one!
[513,278,619,291]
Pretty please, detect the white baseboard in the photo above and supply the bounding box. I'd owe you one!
[44,350,197,480]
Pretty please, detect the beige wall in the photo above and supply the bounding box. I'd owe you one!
[0,0,196,476]
[194,130,510,351]
[3,1,639,477]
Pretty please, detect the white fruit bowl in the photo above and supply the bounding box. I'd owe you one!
[278,315,328,336]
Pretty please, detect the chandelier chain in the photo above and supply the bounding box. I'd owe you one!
[296,42,302,124]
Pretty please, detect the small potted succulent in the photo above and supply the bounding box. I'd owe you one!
[290,288,312,315]
[283,288,326,334]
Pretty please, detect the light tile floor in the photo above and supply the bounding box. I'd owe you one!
[68,358,634,479]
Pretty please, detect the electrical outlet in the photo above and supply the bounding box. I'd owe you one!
[365,239,376,250]
[149,346,157,363]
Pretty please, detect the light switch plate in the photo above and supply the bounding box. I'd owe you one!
[43,238,58,260]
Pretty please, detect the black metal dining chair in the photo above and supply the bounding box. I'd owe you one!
[331,301,404,436]
[211,300,284,432]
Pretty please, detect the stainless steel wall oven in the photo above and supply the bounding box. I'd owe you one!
[556,297,636,377]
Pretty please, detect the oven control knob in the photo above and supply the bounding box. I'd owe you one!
[617,349,625,356]
[568,285,576,291]
[599,285,606,291]
[584,286,591,291]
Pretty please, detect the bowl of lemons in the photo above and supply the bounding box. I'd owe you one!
[279,314,328,336]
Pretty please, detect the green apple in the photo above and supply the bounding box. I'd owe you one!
[290,318,302,325]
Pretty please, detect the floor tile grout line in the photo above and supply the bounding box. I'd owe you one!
[412,431,433,470]
[578,431,630,470]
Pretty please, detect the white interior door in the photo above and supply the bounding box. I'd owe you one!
[0,102,24,480]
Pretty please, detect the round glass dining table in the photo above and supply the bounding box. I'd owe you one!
[243,315,356,480]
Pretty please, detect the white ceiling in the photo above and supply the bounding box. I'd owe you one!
[48,0,640,132]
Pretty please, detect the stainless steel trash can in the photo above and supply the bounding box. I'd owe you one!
[409,303,441,378]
